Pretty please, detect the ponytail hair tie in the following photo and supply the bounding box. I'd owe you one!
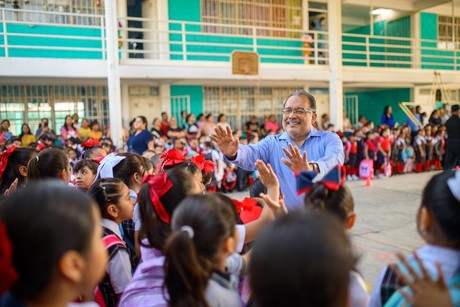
[36,156,39,162]
[158,149,186,172]
[191,154,216,174]
[0,146,16,178]
[447,170,460,202]
[0,223,19,296]
[180,226,194,239]
[142,173,174,224]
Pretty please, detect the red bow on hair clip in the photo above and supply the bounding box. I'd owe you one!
[0,223,19,296]
[0,146,15,178]
[296,165,346,195]
[191,154,216,174]
[91,155,105,164]
[232,197,263,224]
[142,173,174,224]
[158,149,186,172]
[81,140,101,149]
[36,143,45,151]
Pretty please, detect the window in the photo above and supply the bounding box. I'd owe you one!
[1,0,104,26]
[438,15,460,49]
[0,84,108,135]
[203,86,296,129]
[201,0,303,37]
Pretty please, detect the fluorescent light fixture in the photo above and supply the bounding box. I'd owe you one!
[370,8,393,15]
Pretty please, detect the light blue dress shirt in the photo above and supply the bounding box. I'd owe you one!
[229,127,344,211]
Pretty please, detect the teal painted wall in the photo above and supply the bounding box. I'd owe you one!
[170,85,203,116]
[420,12,459,70]
[0,23,103,59]
[347,88,411,125]
[343,16,411,68]
[167,0,303,63]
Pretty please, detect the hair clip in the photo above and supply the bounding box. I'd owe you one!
[180,225,194,239]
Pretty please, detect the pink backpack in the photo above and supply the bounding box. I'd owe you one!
[359,159,374,179]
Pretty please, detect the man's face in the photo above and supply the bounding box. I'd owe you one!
[282,95,317,141]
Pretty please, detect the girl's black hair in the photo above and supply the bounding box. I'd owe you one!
[217,113,225,122]
[112,152,144,189]
[27,148,68,181]
[164,193,237,307]
[0,147,37,194]
[168,160,200,175]
[304,184,354,224]
[421,170,460,247]
[138,168,197,251]
[249,211,355,307]
[383,105,392,115]
[89,178,125,219]
[0,181,96,301]
[19,123,32,140]
[61,115,75,132]
[73,159,98,175]
[137,116,148,127]
[82,146,105,159]
[142,156,154,174]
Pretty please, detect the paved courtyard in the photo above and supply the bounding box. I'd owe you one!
[231,171,438,286]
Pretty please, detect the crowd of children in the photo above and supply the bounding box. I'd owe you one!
[342,121,448,181]
[1,118,460,306]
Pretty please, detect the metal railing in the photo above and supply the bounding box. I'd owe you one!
[1,8,460,71]
[118,16,330,65]
[0,8,106,59]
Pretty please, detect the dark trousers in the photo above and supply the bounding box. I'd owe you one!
[236,167,251,191]
[444,139,460,170]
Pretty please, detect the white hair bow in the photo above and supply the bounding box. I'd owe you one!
[447,170,460,202]
[95,153,126,180]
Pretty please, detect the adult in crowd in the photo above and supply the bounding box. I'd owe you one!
[150,117,163,139]
[126,116,154,155]
[211,89,344,211]
[35,118,57,141]
[444,104,460,169]
[217,113,231,130]
[60,115,78,146]
[264,114,281,134]
[72,112,81,129]
[1,120,13,141]
[381,105,395,128]
[166,117,186,139]
[19,123,36,147]
[428,109,442,126]
[160,112,170,136]
[78,118,91,142]
[245,115,261,136]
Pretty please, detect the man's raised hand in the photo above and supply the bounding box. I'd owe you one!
[210,126,239,158]
[281,143,312,172]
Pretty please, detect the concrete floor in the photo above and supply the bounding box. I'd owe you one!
[230,171,438,286]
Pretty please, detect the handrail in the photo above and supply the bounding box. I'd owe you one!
[399,102,422,127]
[1,7,104,19]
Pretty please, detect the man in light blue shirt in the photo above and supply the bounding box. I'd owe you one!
[211,89,344,211]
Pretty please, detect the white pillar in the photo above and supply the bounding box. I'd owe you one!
[160,84,171,115]
[328,0,343,130]
[105,0,123,149]
[412,12,421,69]
[157,0,170,60]
[301,0,309,32]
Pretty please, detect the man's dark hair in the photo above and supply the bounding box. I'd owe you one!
[283,89,317,111]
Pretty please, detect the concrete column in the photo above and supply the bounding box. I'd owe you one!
[328,0,343,130]
[157,0,170,60]
[160,84,171,115]
[105,0,123,149]
[301,0,309,32]
[412,12,421,69]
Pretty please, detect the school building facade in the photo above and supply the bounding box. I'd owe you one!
[1,0,459,146]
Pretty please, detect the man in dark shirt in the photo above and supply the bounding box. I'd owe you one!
[445,104,460,169]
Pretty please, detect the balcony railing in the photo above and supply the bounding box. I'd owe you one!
[1,8,460,71]
[0,8,106,59]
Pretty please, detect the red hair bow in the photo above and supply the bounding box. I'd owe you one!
[142,173,174,224]
[81,140,101,149]
[36,143,45,151]
[0,223,19,296]
[159,149,186,171]
[191,154,215,174]
[232,197,263,224]
[0,146,15,178]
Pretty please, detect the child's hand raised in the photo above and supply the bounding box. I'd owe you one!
[255,160,279,190]
[259,193,288,218]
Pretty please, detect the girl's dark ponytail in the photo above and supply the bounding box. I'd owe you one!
[164,230,210,307]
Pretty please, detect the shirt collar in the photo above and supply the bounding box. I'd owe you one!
[279,126,321,141]
[101,218,122,239]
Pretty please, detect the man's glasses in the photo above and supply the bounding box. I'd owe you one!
[282,108,315,116]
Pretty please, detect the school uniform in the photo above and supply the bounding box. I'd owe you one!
[394,137,406,174]
[369,244,460,307]
[413,135,427,172]
[99,219,133,307]
[120,239,245,307]
[345,141,358,177]
[349,271,370,307]
[424,134,435,171]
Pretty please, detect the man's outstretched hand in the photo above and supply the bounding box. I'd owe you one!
[211,126,239,159]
